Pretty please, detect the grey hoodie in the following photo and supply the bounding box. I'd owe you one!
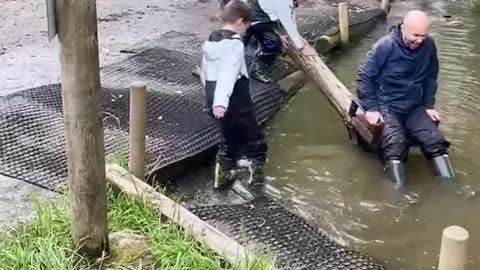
[201,31,249,110]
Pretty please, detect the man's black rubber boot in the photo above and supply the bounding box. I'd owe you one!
[249,60,271,83]
[213,161,237,189]
[431,154,455,179]
[385,159,406,189]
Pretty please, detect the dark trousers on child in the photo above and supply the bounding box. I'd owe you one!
[216,110,268,167]
[205,77,268,167]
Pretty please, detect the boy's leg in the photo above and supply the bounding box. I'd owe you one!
[214,114,242,189]
[405,107,454,179]
[236,111,268,186]
[248,23,283,83]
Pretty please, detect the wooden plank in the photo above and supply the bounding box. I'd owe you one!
[105,164,249,265]
[281,36,383,151]
[282,38,353,118]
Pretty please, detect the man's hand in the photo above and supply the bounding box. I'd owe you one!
[426,109,441,122]
[365,111,383,126]
[212,106,226,119]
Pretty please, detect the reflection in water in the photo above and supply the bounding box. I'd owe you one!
[265,1,480,269]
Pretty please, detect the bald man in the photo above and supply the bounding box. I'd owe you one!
[356,10,454,187]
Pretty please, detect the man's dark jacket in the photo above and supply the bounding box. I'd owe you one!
[356,23,439,114]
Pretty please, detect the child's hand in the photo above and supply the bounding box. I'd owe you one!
[301,43,317,57]
[213,106,226,119]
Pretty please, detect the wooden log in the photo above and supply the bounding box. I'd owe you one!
[56,0,109,258]
[314,34,340,55]
[438,226,469,270]
[276,70,307,96]
[129,81,147,180]
[105,164,249,265]
[338,3,349,45]
[282,39,352,118]
[281,36,383,151]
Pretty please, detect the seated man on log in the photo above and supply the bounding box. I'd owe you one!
[356,10,455,187]
[221,0,317,83]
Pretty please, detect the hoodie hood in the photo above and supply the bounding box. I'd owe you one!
[200,28,248,86]
[202,29,241,61]
[202,41,225,61]
[390,23,409,49]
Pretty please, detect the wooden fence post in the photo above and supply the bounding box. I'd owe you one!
[381,0,390,14]
[56,0,109,258]
[338,3,349,45]
[438,225,469,270]
[129,81,147,180]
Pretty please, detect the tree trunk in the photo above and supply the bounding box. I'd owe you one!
[56,0,109,259]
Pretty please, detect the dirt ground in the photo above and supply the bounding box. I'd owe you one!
[0,0,220,95]
[0,0,221,227]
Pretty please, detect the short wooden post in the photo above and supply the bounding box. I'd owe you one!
[438,225,469,270]
[338,3,349,45]
[129,81,147,180]
[381,0,390,14]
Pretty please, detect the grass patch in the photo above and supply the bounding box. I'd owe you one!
[0,188,274,270]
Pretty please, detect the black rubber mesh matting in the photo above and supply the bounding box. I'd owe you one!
[190,197,386,270]
[0,2,387,269]
[0,31,293,191]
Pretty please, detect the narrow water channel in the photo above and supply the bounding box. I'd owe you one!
[265,1,480,269]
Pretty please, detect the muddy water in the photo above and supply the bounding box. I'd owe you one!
[265,1,480,269]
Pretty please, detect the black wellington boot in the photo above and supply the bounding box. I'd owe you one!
[213,159,237,189]
[245,160,266,197]
[385,159,406,189]
[431,154,455,180]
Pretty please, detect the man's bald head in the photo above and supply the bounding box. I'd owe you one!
[402,10,430,50]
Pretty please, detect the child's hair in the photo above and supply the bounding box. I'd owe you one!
[220,0,252,24]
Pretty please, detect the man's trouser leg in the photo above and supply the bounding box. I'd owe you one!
[381,109,408,188]
[247,23,283,83]
[405,107,454,179]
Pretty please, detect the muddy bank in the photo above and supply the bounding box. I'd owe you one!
[0,0,219,96]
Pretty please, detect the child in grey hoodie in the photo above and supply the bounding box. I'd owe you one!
[201,0,267,190]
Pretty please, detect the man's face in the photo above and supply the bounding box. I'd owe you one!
[402,23,429,50]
